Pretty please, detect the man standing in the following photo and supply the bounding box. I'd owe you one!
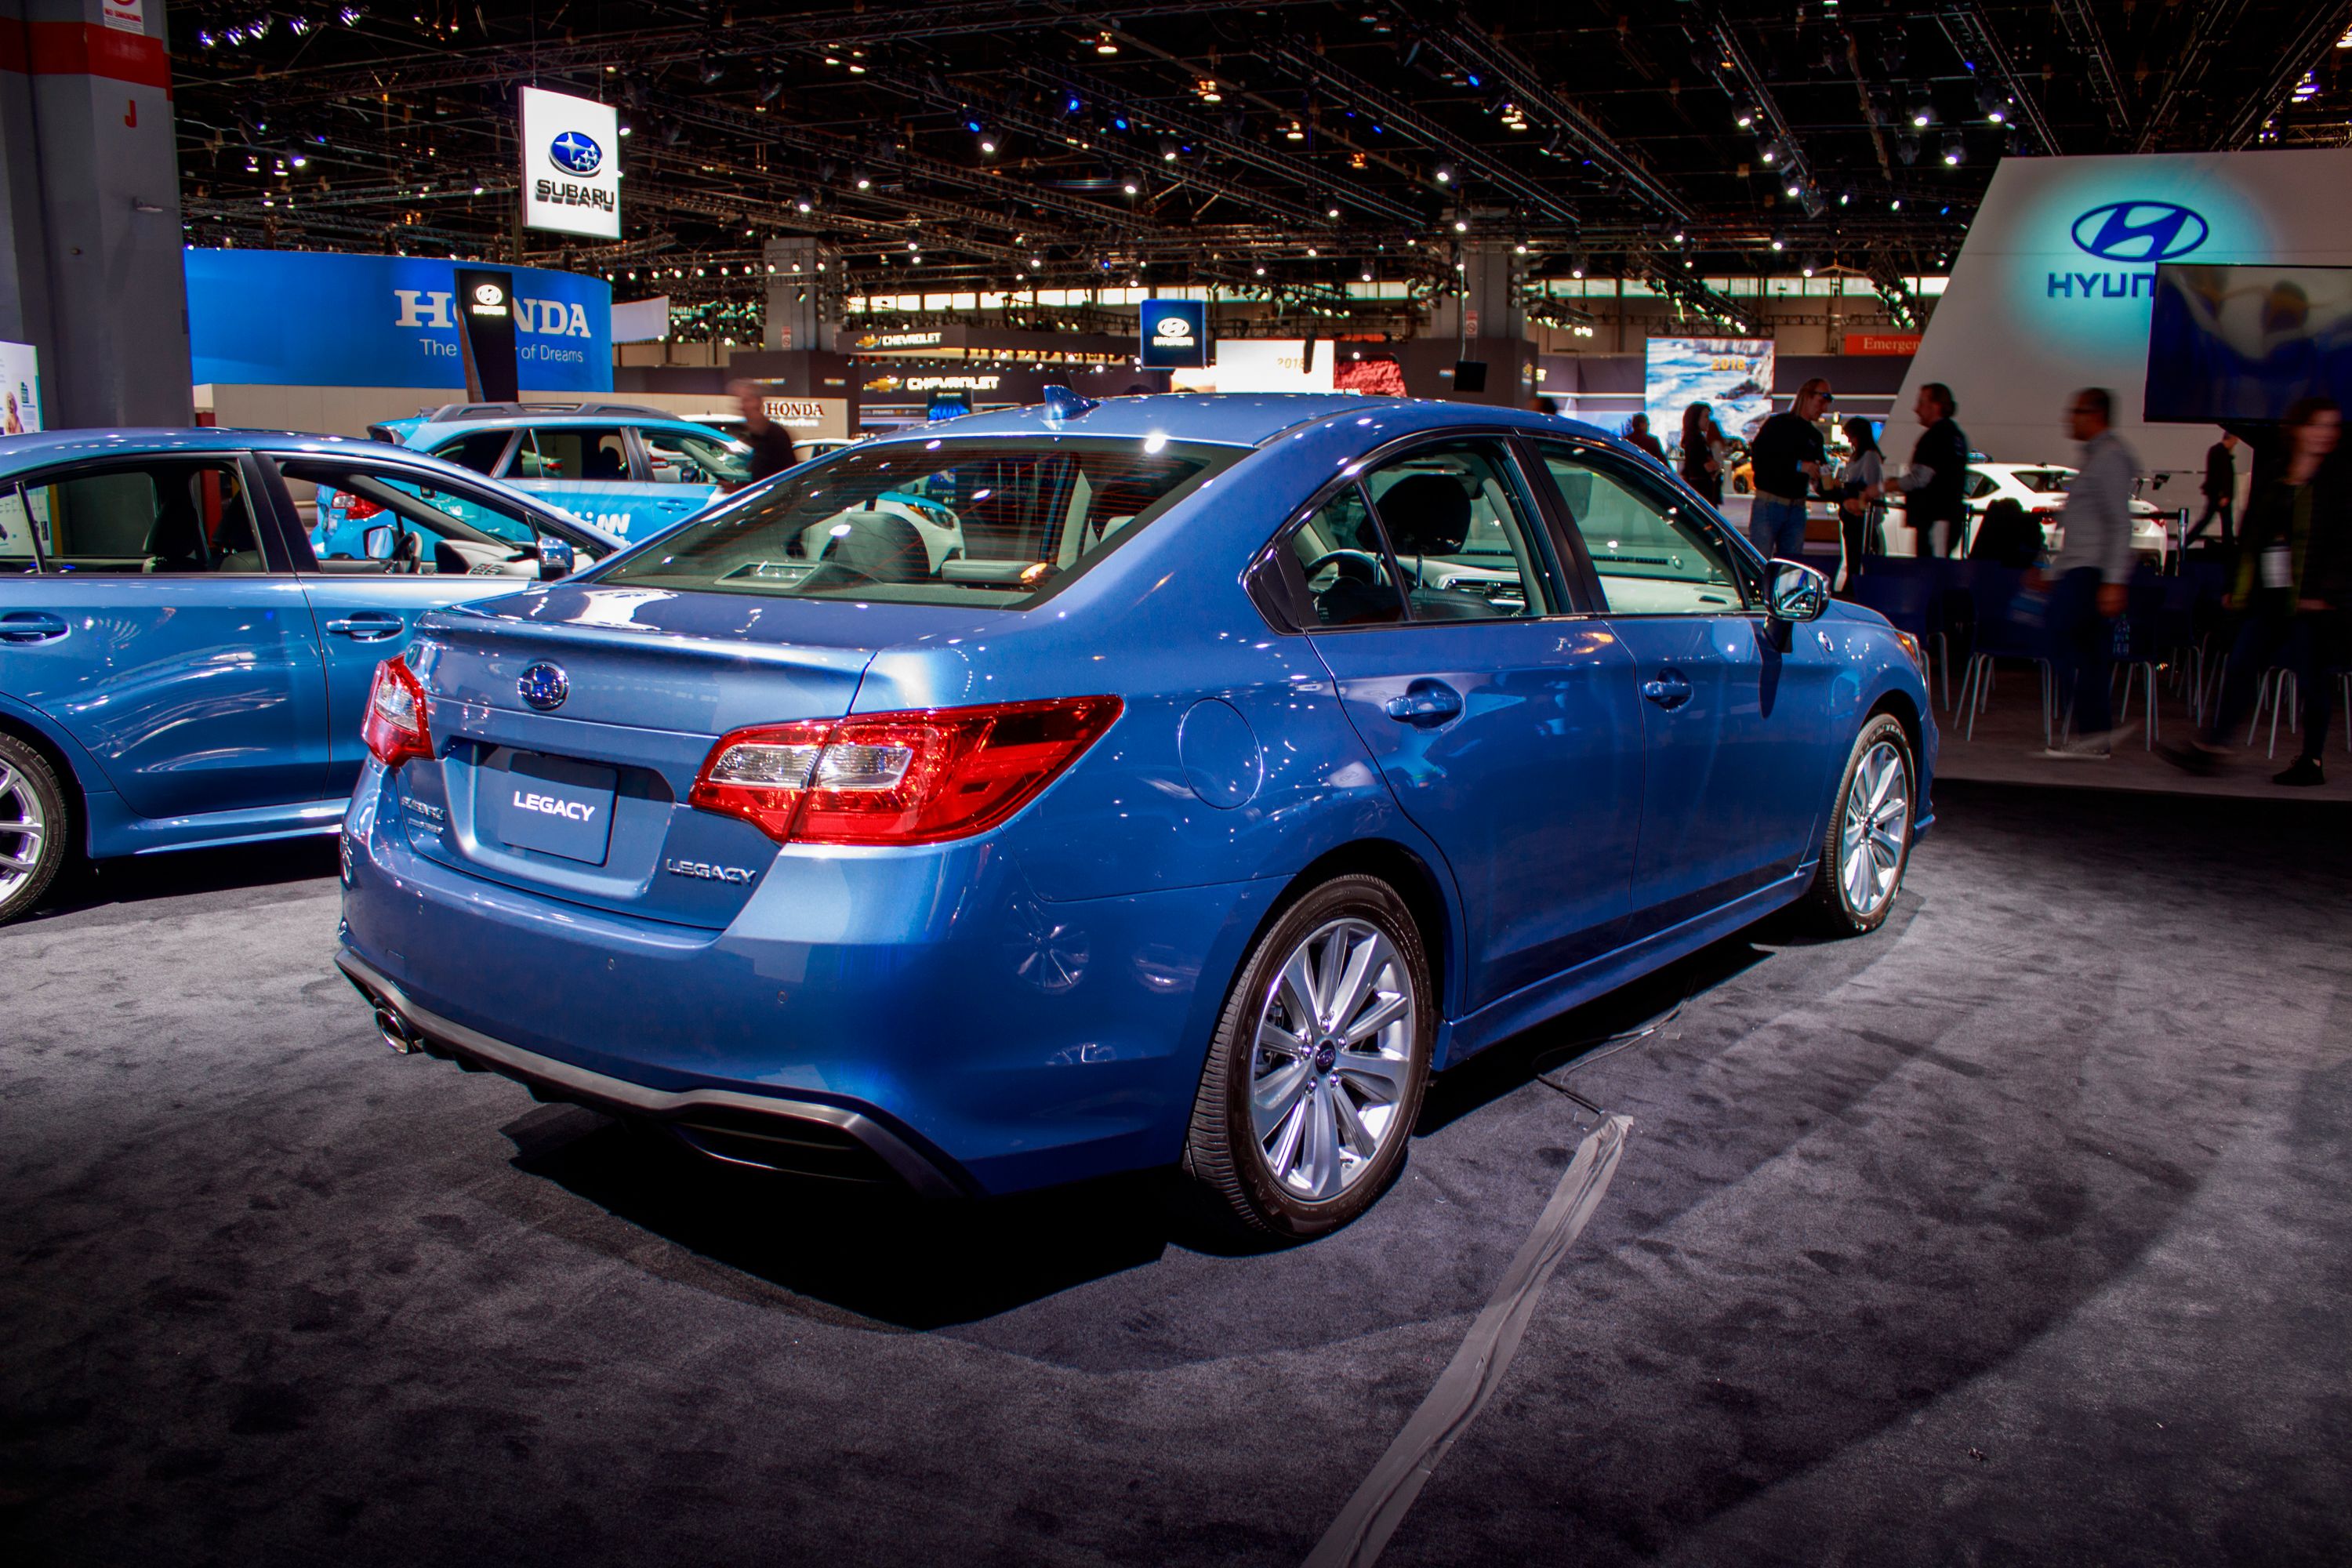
[730,379,800,482]
[2186,430,2238,550]
[1747,378,1831,563]
[1624,412,1667,464]
[1892,382,1970,556]
[2040,387,2140,759]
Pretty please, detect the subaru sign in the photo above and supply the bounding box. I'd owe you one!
[185,249,612,392]
[1141,299,1209,368]
[2070,201,2209,263]
[549,129,604,177]
[520,85,621,240]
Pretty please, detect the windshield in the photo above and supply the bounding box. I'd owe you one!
[594,437,1235,608]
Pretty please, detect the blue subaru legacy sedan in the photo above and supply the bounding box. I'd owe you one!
[0,429,619,924]
[336,394,1935,1236]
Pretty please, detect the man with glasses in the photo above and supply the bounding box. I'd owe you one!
[1747,378,1831,564]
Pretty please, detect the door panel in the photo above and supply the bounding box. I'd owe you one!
[1297,437,1645,1012]
[0,457,328,816]
[1315,622,1646,1008]
[1527,438,1835,934]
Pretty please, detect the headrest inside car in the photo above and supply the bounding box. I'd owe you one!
[1374,474,1472,556]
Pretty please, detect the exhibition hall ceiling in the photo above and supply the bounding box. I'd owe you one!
[170,0,2351,311]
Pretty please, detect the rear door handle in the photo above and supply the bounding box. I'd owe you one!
[1641,671,1693,710]
[325,612,405,641]
[0,612,69,644]
[1384,681,1464,727]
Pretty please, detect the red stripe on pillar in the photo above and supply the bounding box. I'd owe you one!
[0,22,174,93]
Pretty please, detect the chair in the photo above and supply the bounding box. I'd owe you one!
[2109,575,2169,749]
[1849,558,1951,709]
[1948,564,2053,744]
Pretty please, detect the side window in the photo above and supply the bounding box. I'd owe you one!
[430,431,516,476]
[281,461,558,577]
[1361,440,1552,620]
[640,428,753,488]
[17,461,271,574]
[0,485,36,573]
[517,426,629,482]
[1287,485,1404,627]
[1965,471,1999,499]
[1535,443,1750,615]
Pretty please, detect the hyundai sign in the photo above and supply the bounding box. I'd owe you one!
[184,249,612,392]
[520,85,620,240]
[1141,299,1209,368]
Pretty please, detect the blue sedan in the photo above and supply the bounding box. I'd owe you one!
[335,394,1935,1236]
[0,428,619,924]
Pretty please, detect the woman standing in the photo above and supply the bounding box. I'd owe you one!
[1679,402,1723,505]
[1836,416,1886,592]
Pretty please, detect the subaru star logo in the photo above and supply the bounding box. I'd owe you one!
[2071,201,2209,263]
[549,130,603,176]
[517,662,569,712]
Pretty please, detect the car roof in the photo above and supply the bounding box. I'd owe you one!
[850,393,1623,452]
[405,414,739,443]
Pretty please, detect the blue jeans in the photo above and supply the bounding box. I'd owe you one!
[2047,566,2114,738]
[1748,495,1809,563]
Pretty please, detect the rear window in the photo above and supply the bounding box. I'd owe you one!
[593,437,1236,608]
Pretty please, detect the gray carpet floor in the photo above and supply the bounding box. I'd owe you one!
[2,781,2347,1567]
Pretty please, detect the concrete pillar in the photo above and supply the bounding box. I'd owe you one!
[761,236,825,351]
[0,0,191,428]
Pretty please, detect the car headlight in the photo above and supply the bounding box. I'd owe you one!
[1893,630,1926,679]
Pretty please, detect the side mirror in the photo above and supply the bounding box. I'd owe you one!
[1766,559,1829,623]
[362,524,393,561]
[536,535,576,581]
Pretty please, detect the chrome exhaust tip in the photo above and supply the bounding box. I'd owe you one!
[374,1005,421,1054]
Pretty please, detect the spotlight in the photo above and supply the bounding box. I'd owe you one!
[1759,139,1781,165]
[852,166,871,190]
[1094,30,1119,54]
[1941,131,1965,165]
[1785,180,1802,198]
[1434,165,1453,183]
[1160,139,1179,163]
[1122,178,1140,194]
[980,136,997,154]
[1769,229,1786,252]
[698,56,724,86]
[1908,93,1935,129]
[1734,103,1757,129]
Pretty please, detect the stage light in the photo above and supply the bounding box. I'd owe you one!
[1942,132,1965,165]
[1434,165,1454,183]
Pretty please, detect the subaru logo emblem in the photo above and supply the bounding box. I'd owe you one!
[517,662,569,712]
[549,130,603,176]
[2070,201,2209,263]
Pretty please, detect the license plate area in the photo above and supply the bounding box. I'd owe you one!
[482,749,618,866]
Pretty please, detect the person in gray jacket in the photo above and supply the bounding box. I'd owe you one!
[2037,387,2140,758]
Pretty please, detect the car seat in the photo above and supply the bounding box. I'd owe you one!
[583,443,626,480]
[212,502,266,573]
[824,511,928,584]
[1374,474,1493,619]
[143,488,209,572]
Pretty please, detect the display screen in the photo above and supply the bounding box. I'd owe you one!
[2145,263,2352,424]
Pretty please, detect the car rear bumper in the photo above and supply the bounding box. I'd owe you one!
[337,948,968,1195]
[337,787,1277,1196]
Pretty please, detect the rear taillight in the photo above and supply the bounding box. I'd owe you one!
[361,655,432,770]
[325,488,383,521]
[689,696,1123,846]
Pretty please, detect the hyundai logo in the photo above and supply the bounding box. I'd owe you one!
[517,662,569,712]
[2071,201,2209,263]
[1153,314,1195,341]
[472,282,504,307]
[549,130,604,176]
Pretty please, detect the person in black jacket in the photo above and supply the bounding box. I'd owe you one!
[2165,397,2348,786]
[731,379,800,482]
[1893,382,1971,556]
[2186,431,2238,550]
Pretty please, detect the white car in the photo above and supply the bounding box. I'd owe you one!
[1894,462,2170,561]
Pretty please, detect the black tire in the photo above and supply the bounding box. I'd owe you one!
[0,732,69,927]
[1802,713,1915,936]
[1180,874,1434,1239]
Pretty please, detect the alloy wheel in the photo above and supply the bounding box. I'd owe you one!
[0,756,45,901]
[1247,918,1417,1203]
[1840,739,1909,918]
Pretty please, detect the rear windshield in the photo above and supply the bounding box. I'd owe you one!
[593,437,1236,608]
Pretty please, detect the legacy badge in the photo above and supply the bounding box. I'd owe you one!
[665,858,758,885]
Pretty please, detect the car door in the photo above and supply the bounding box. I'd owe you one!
[629,423,750,535]
[503,423,670,541]
[260,452,604,799]
[1282,436,1646,1012]
[0,452,332,816]
[1526,437,1837,935]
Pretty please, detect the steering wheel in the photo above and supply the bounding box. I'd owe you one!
[1303,548,1388,585]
